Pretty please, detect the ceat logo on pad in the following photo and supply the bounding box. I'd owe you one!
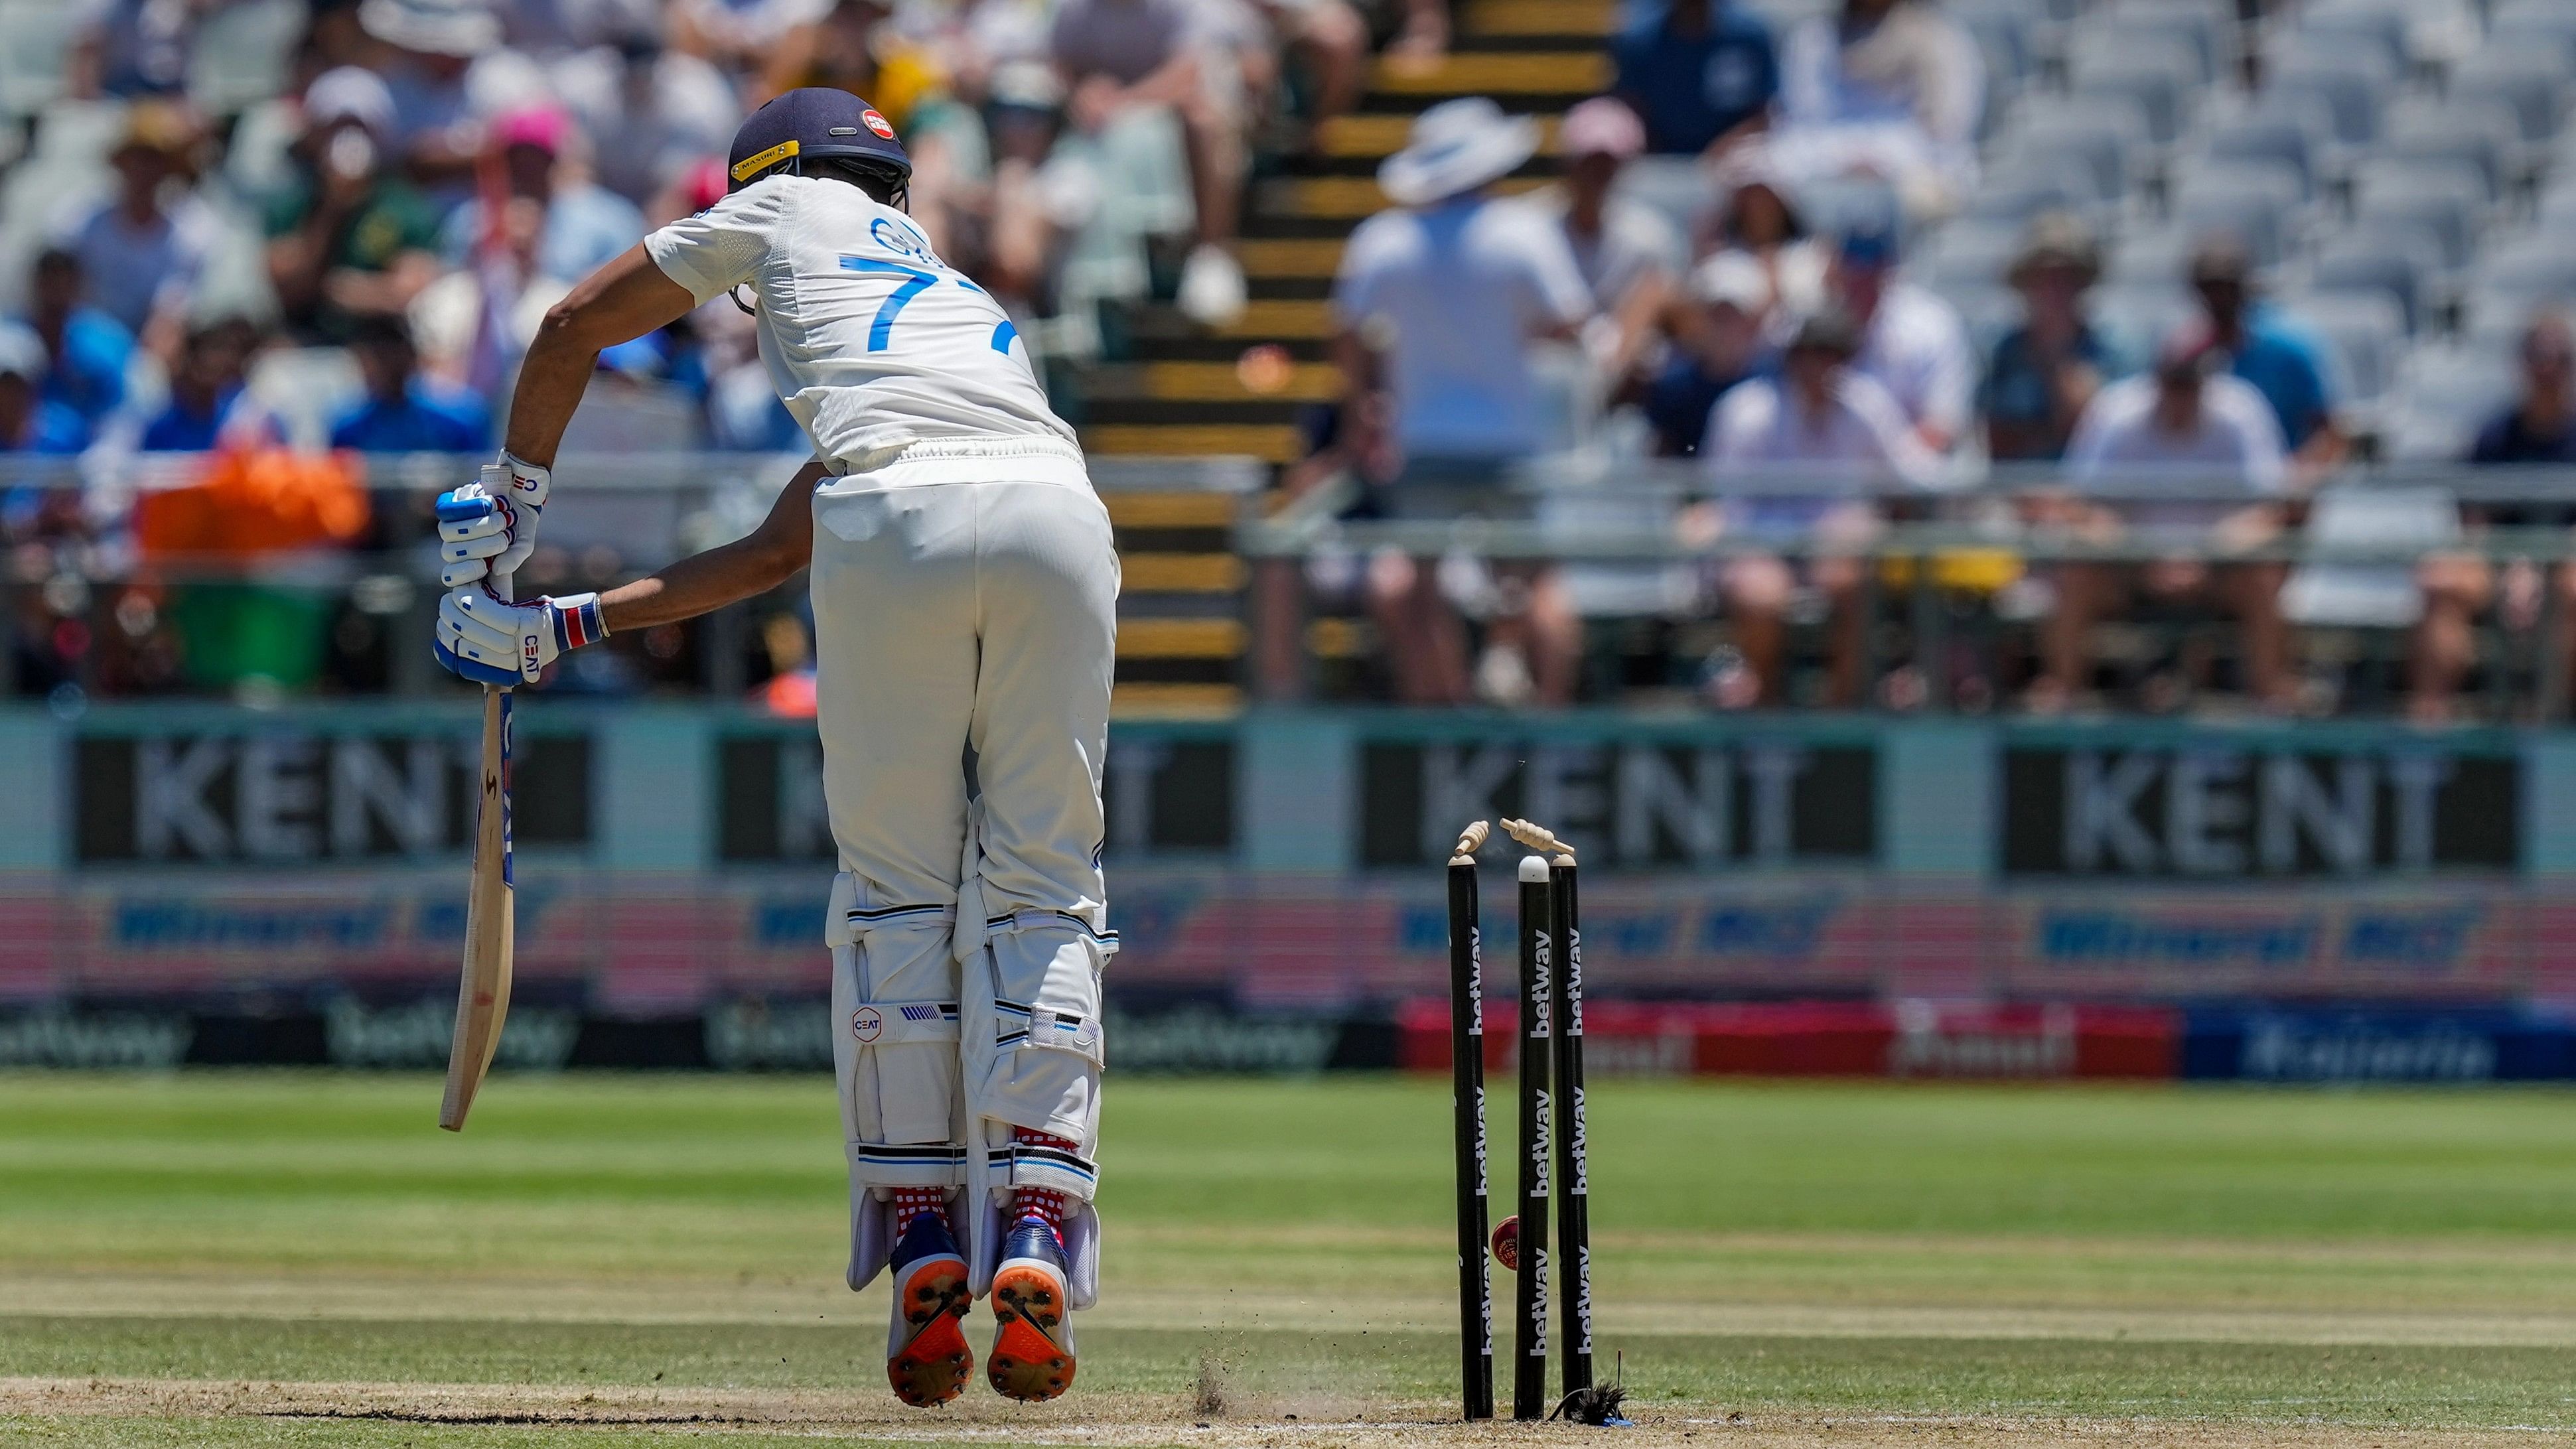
[851,1006,883,1043]
[861,107,895,139]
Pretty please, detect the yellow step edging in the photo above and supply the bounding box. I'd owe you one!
[1120,553,1251,592]
[1237,237,1348,277]
[1143,360,1342,403]
[1087,425,1305,462]
[1110,681,1245,717]
[1117,618,1250,659]
[1278,173,1549,220]
[1371,51,1612,96]
[1214,300,1335,340]
[1466,0,1617,37]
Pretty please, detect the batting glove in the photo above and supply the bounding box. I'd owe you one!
[435,453,550,587]
[434,583,607,687]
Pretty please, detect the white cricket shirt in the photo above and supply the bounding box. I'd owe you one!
[645,173,1084,488]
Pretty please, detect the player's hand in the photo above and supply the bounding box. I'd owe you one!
[434,583,606,687]
[434,453,550,587]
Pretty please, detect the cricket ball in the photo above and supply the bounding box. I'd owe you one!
[1490,1215,1519,1271]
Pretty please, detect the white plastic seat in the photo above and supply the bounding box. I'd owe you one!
[2281,486,2463,630]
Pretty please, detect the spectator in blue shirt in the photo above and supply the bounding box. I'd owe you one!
[19,248,131,426]
[2188,234,2343,476]
[0,324,90,454]
[330,314,490,452]
[1613,0,1778,157]
[138,318,275,452]
[1982,212,2129,462]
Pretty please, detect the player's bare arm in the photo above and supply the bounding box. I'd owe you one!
[598,460,822,634]
[504,245,699,469]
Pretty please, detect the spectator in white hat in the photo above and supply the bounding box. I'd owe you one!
[1541,96,1684,383]
[1332,96,1593,705]
[1637,251,1771,456]
[263,66,446,342]
[360,0,535,189]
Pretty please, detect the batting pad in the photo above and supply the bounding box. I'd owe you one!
[829,871,971,1293]
[952,801,1111,1310]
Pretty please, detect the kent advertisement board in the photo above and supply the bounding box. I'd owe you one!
[2000,740,2520,878]
[1354,726,1879,869]
[72,724,591,865]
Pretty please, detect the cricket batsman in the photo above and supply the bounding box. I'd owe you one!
[431,89,1114,1409]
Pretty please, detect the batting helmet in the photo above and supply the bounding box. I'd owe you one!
[726,87,913,199]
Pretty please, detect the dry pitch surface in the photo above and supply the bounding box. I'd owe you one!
[5,1073,2575,1448]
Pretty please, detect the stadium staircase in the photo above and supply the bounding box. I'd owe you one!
[1086,0,1615,713]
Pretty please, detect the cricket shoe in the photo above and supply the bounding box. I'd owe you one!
[885,1209,973,1407]
[986,1215,1076,1401]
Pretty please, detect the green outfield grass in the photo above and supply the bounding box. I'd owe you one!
[4,1073,2575,1446]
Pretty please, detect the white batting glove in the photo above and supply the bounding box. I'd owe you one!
[435,583,607,686]
[435,453,551,587]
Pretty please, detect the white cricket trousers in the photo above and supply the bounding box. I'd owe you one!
[810,476,1118,1304]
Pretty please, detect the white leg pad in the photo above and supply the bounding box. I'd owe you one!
[954,805,1112,1309]
[830,871,971,1293]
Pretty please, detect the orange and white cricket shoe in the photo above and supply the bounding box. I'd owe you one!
[986,1216,1076,1401]
[885,1211,973,1407]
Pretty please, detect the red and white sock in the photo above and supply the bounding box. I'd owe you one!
[1011,1127,1079,1239]
[892,1185,949,1237]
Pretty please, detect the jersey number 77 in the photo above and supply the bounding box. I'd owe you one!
[839,256,1022,358]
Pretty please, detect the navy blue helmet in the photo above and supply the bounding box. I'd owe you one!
[727,87,913,200]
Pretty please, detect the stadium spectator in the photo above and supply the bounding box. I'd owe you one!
[328,314,491,452]
[1331,98,1591,705]
[2431,312,2576,721]
[2188,236,2344,478]
[979,62,1081,318]
[1610,0,1778,158]
[1982,212,2126,464]
[1544,98,1684,380]
[264,67,445,342]
[2472,314,2576,466]
[134,319,277,452]
[1639,251,1770,456]
[1706,148,1825,322]
[1238,0,1370,159]
[1052,0,1250,324]
[1703,307,1936,707]
[439,106,646,287]
[67,0,212,98]
[503,0,661,54]
[672,0,833,75]
[0,326,90,455]
[17,249,133,428]
[50,101,220,356]
[551,14,742,207]
[360,0,522,188]
[2042,334,2291,711]
[1771,0,1981,218]
[1831,222,1971,454]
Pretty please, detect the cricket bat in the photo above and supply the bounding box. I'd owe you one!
[439,681,514,1131]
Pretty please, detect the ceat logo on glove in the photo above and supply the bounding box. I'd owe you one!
[851,1006,883,1043]
[861,107,895,139]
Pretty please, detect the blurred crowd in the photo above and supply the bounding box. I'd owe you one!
[9,0,2576,723]
[1288,0,2576,724]
[0,0,1403,700]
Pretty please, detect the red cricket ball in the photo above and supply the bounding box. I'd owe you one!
[1490,1215,1520,1271]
